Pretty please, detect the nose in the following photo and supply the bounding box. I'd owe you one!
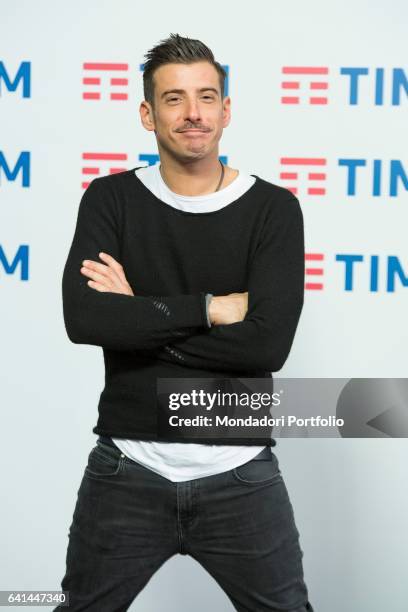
[184,98,201,123]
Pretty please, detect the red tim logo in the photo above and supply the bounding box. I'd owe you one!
[305,253,324,290]
[281,66,329,105]
[81,153,128,189]
[280,157,327,197]
[82,62,129,101]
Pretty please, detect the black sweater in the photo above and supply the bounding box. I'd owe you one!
[62,167,304,445]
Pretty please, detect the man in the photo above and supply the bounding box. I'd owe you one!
[57,33,314,612]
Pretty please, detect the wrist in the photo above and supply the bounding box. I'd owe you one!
[208,295,222,326]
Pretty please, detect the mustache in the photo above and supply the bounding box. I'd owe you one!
[176,125,211,132]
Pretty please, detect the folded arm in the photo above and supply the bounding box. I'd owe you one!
[154,196,305,373]
[62,177,210,351]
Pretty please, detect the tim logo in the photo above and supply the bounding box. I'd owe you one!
[0,245,29,280]
[280,66,328,105]
[336,255,408,292]
[304,253,408,292]
[0,152,30,187]
[280,157,407,198]
[82,63,129,101]
[0,62,31,97]
[81,153,128,188]
[339,159,407,196]
[280,157,327,196]
[281,66,407,106]
[305,253,324,290]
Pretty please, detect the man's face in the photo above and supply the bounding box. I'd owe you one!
[141,61,231,162]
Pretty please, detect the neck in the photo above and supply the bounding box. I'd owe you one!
[158,152,224,196]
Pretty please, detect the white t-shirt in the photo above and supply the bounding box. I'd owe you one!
[112,163,266,482]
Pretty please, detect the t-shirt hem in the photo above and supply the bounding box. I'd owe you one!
[92,427,277,446]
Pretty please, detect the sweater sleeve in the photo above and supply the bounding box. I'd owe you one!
[154,197,305,373]
[62,177,209,351]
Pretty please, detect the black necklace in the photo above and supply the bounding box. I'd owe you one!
[214,159,225,191]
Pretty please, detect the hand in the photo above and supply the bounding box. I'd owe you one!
[80,252,134,296]
[208,291,248,325]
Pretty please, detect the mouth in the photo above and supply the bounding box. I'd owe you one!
[179,129,209,136]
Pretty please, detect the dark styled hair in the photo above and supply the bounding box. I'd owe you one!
[142,33,227,108]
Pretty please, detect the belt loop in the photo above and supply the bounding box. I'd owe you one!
[97,435,116,448]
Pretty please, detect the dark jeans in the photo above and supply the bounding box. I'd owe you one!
[55,437,315,612]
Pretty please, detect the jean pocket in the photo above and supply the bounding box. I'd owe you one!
[85,443,126,478]
[232,453,282,486]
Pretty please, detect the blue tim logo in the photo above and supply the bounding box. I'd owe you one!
[0,62,31,97]
[0,246,29,280]
[279,157,407,198]
[338,159,408,196]
[340,67,407,106]
[305,253,408,293]
[280,65,407,106]
[0,152,30,187]
[335,255,408,292]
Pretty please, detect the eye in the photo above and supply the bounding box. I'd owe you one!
[167,97,180,103]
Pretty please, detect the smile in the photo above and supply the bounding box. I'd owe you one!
[179,130,209,136]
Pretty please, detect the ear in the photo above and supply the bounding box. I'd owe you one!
[139,100,156,132]
[222,96,231,128]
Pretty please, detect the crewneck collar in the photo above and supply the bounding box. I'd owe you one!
[157,164,242,202]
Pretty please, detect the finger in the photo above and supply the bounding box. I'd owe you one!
[82,259,114,279]
[87,280,111,292]
[81,260,123,289]
[81,266,113,289]
[98,252,128,284]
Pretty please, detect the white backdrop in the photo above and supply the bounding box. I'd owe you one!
[1,1,408,610]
